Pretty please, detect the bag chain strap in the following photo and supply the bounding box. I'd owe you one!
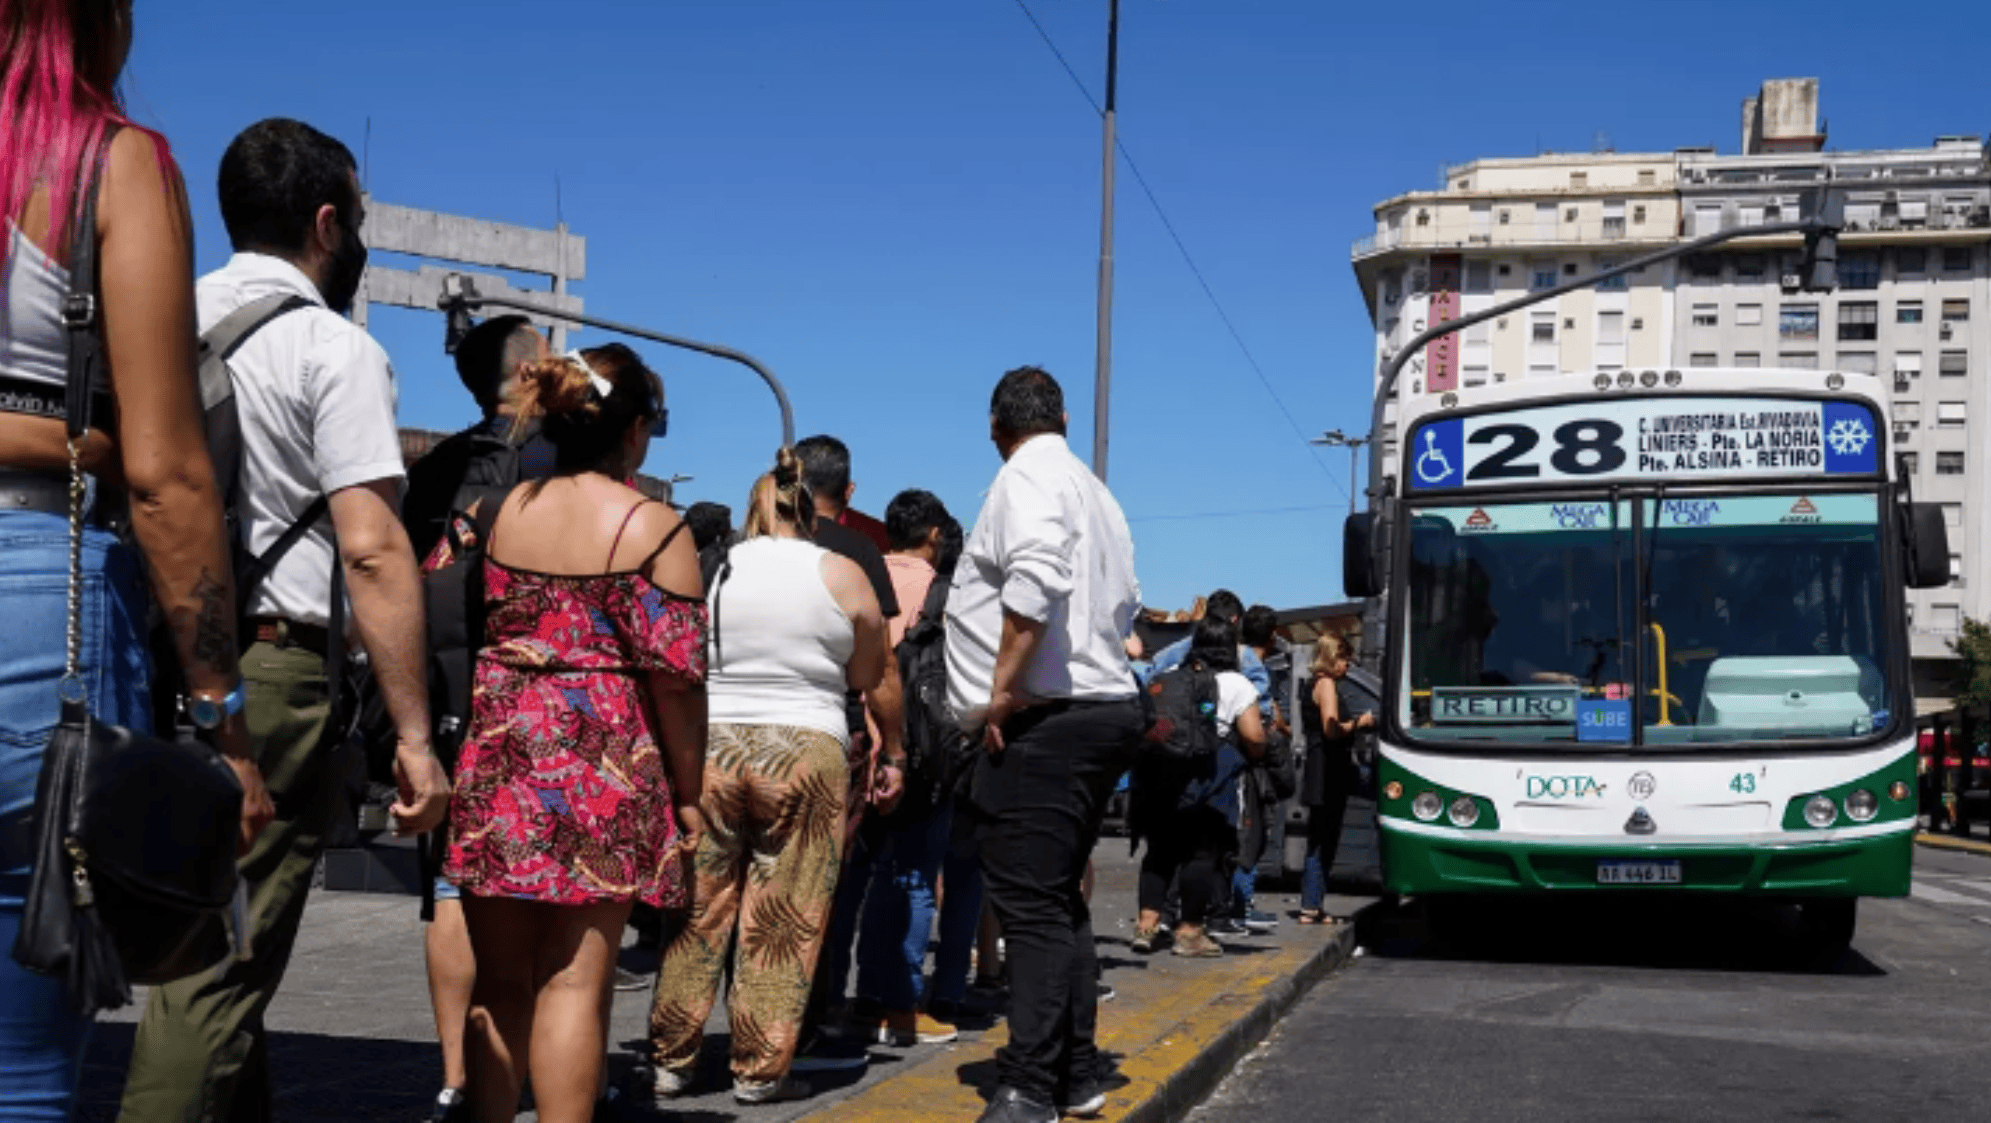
[60,437,87,706]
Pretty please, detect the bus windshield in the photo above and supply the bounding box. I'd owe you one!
[1402,493,1892,747]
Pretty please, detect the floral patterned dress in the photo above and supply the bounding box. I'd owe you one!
[442,545,707,908]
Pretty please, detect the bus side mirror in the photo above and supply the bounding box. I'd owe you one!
[1904,502,1950,589]
[1344,512,1381,598]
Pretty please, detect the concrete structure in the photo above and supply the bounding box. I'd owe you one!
[1349,77,1991,694]
[356,200,585,350]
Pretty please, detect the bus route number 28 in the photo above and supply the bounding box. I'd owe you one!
[1469,420,1626,480]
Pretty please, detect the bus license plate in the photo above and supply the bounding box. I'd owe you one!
[1597,860,1681,885]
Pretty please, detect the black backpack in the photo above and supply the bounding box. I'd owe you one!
[1141,663,1223,763]
[897,576,973,816]
[417,482,516,777]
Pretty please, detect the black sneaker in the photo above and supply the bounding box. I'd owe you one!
[1095,981,1116,1003]
[1242,909,1279,933]
[977,1086,1058,1123]
[1206,917,1250,938]
[1058,1077,1109,1118]
[788,1031,871,1074]
[613,966,649,992]
[428,1088,470,1123]
[592,1084,635,1121]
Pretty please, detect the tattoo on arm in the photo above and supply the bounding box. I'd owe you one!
[176,569,238,677]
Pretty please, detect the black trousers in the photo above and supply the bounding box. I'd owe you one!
[971,698,1143,1103]
[1137,805,1233,927]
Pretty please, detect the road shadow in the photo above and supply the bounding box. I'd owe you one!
[1358,893,1888,977]
[954,1049,1128,1101]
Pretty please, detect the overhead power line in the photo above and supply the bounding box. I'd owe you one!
[1126,503,1338,524]
[1008,0,1349,503]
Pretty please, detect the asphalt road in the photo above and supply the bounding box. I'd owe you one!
[1190,844,1991,1123]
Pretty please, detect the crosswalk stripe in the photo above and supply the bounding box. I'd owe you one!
[1953,879,1991,897]
[1911,882,1984,905]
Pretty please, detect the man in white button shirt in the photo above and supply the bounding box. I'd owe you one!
[944,366,1144,1123]
[122,118,448,1123]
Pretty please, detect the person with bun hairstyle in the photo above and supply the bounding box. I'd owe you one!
[437,345,707,1123]
[648,448,890,1106]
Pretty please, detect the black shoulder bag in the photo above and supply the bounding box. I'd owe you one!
[9,138,248,1013]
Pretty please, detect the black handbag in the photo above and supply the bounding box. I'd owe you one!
[7,135,247,1014]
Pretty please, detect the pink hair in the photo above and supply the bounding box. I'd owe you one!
[1,0,171,264]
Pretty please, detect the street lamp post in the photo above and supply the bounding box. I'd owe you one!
[1311,429,1369,517]
[1092,0,1120,481]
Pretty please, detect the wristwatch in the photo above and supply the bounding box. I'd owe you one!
[186,682,247,731]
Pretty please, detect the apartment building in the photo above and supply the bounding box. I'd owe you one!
[1349,77,1991,685]
[1351,152,1682,467]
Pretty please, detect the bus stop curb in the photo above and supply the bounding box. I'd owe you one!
[1915,831,1991,858]
[1108,904,1371,1123]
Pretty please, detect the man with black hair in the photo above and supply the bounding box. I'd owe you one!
[401,314,555,562]
[945,366,1143,1123]
[122,117,450,1123]
[796,432,891,553]
[684,500,734,589]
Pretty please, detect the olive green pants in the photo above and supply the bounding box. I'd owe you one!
[119,643,342,1123]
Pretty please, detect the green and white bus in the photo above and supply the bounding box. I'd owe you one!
[1345,366,1951,946]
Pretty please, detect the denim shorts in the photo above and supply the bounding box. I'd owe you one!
[0,507,152,1120]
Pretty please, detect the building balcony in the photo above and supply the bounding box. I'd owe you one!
[1351,222,1674,260]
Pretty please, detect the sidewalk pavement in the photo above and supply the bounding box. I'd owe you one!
[75,832,1377,1122]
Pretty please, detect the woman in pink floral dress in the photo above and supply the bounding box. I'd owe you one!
[439,344,707,1123]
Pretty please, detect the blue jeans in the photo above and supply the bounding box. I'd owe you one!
[853,804,955,1011]
[930,810,984,1007]
[0,510,151,1121]
[816,818,881,1015]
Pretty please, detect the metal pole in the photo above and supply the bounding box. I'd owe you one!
[1091,0,1119,480]
[1348,443,1359,518]
[441,276,796,448]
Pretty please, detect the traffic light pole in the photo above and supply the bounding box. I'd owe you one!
[438,273,795,448]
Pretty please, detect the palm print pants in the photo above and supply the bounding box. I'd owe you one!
[650,723,848,1084]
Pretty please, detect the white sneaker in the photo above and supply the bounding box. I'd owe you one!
[651,1065,693,1099]
[735,1074,811,1104]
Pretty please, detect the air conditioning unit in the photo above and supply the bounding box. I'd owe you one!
[1941,323,1955,339]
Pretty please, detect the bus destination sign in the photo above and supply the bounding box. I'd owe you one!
[1407,397,1880,492]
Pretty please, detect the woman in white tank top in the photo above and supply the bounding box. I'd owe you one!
[649,448,887,1105]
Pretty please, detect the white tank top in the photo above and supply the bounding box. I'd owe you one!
[2,221,72,394]
[707,537,856,744]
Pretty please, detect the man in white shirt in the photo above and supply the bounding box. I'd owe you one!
[122,118,448,1123]
[944,366,1144,1123]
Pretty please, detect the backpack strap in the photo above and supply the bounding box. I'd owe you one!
[197,293,312,411]
[60,127,118,439]
[234,496,329,618]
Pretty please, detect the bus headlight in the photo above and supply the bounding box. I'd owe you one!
[1844,789,1879,822]
[1412,791,1443,821]
[1447,796,1480,828]
[1804,794,1838,828]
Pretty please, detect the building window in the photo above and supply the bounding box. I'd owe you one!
[1837,301,1878,341]
[1692,203,1723,237]
[1531,266,1557,291]
[1597,311,1626,345]
[1602,200,1625,238]
[1734,254,1767,281]
[1952,555,1965,588]
[1733,351,1761,368]
[1688,353,1718,367]
[1937,401,1967,428]
[1692,304,1719,328]
[1934,605,1963,636]
[1632,203,1647,224]
[1900,451,1919,475]
[1840,252,1880,290]
[1942,298,1971,322]
[1940,350,1968,377]
[1897,247,1928,278]
[1779,304,1819,340]
[1739,203,1766,228]
[1638,169,1656,186]
[1416,209,1431,227]
[1896,351,1923,378]
[1836,351,1877,375]
[1944,247,1973,273]
[1687,254,1722,279]
[1570,171,1588,188]
[1463,365,1489,387]
[1535,203,1557,238]
[1937,451,1966,475]
[1944,503,1965,529]
[1594,258,1627,291]
[1779,351,1818,370]
[1898,301,1924,324]
[1894,401,1922,427]
[1530,311,1556,344]
[1735,303,1763,326]
[1563,262,1579,276]
[1465,260,1492,293]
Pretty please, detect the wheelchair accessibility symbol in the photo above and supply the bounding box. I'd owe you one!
[1415,427,1457,486]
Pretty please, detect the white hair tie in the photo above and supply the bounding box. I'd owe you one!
[567,349,613,399]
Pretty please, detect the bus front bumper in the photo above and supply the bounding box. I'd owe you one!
[1378,821,1912,897]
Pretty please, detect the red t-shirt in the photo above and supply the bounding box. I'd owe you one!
[838,507,891,555]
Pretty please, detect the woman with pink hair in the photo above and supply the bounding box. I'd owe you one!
[1,2,262,1116]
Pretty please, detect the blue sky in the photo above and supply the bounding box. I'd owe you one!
[124,0,1991,612]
